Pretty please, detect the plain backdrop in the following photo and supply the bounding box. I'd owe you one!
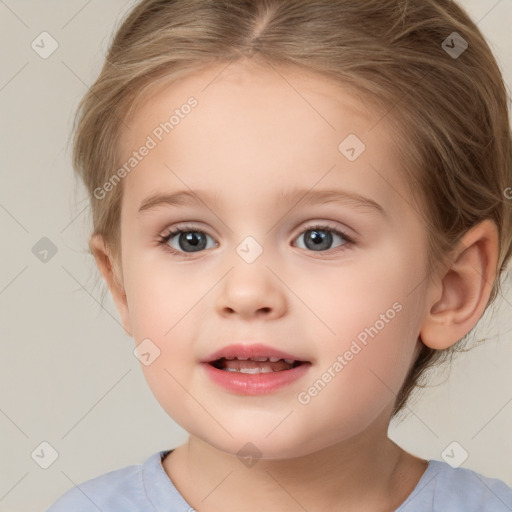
[1,1,511,511]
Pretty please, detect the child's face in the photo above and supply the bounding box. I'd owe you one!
[113,61,432,458]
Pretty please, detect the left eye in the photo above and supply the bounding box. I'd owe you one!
[294,226,350,252]
[158,224,352,255]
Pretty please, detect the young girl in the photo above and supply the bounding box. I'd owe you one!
[47,0,512,510]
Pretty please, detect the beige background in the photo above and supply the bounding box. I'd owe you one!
[0,1,511,510]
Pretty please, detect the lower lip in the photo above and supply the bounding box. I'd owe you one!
[200,362,311,395]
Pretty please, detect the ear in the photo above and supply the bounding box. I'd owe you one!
[420,220,499,350]
[89,233,132,337]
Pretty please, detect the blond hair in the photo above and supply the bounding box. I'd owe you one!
[72,0,512,415]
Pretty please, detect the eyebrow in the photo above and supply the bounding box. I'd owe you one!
[137,188,385,216]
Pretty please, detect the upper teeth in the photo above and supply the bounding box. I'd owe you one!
[222,356,295,363]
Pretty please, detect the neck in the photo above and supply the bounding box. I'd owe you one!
[163,412,428,512]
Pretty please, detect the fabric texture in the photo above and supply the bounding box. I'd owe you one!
[46,449,512,511]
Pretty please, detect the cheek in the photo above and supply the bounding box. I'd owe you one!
[292,301,422,449]
[120,251,213,390]
[121,256,205,425]
[121,247,207,341]
[296,243,426,416]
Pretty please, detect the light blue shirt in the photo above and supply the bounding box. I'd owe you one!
[46,449,512,511]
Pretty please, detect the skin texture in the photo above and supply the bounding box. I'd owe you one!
[91,60,499,511]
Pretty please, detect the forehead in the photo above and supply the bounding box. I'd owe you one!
[116,60,409,217]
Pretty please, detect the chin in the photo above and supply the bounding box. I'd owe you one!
[196,424,341,462]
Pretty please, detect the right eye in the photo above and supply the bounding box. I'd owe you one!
[157,225,218,256]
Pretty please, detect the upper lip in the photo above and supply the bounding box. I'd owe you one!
[201,343,310,363]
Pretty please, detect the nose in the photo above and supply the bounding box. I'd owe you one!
[215,260,287,320]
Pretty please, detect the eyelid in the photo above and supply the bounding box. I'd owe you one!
[294,220,356,241]
[159,222,217,240]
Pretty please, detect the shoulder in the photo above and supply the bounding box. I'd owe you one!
[45,452,162,512]
[402,460,512,512]
[432,460,512,509]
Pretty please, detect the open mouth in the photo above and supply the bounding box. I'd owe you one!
[209,357,305,374]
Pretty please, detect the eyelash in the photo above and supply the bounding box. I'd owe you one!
[157,223,355,258]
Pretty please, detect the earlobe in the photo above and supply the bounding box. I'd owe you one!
[420,220,499,350]
[89,234,133,337]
